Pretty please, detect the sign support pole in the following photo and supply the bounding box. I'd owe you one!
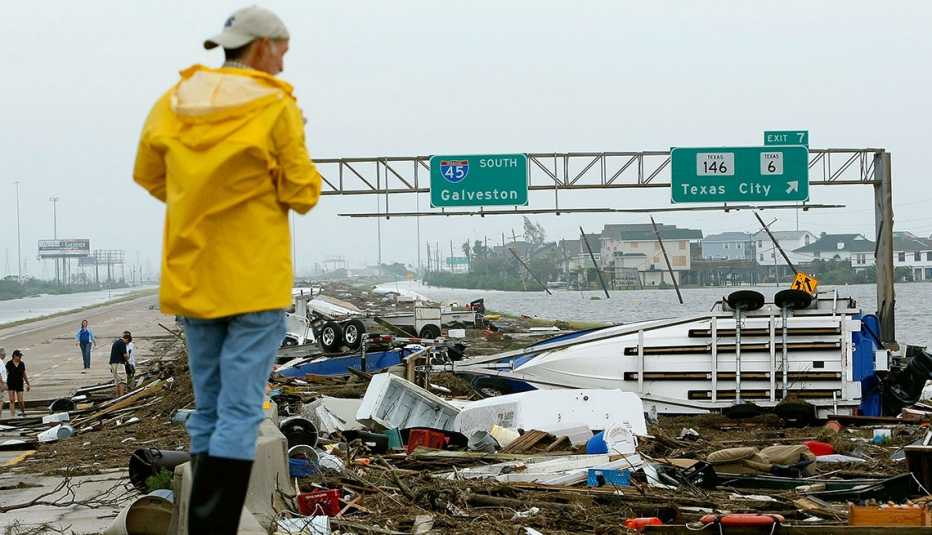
[874,151,895,344]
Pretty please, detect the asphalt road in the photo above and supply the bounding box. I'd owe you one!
[0,292,173,407]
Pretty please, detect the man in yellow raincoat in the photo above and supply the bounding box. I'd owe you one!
[133,6,321,532]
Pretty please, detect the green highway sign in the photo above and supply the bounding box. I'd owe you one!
[430,153,528,208]
[446,256,469,266]
[671,146,809,203]
[765,130,808,147]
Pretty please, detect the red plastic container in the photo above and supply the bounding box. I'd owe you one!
[701,514,784,526]
[406,428,449,454]
[803,440,834,456]
[624,517,663,531]
[297,489,341,516]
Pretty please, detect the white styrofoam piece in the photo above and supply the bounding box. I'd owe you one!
[454,389,646,438]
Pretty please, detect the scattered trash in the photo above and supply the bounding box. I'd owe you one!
[510,506,540,520]
[297,489,341,517]
[37,424,74,443]
[128,448,191,493]
[102,494,173,535]
[42,412,70,424]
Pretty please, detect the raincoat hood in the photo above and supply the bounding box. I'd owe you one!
[170,65,294,149]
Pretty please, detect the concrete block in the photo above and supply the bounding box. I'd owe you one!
[169,404,290,534]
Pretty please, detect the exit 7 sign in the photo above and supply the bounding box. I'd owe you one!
[765,130,808,147]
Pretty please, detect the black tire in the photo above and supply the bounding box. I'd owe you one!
[342,319,366,351]
[724,402,764,419]
[774,399,817,427]
[319,321,344,352]
[774,289,813,311]
[727,290,765,312]
[419,324,441,339]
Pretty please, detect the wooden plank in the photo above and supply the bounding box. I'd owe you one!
[848,504,931,526]
[645,526,932,535]
[71,379,163,426]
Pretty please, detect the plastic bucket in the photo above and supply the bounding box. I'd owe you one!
[128,449,191,493]
[170,409,193,425]
[467,431,499,453]
[280,416,319,448]
[102,494,173,535]
[37,424,74,443]
[490,425,520,448]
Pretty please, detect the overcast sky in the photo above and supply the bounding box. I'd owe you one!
[2,1,931,278]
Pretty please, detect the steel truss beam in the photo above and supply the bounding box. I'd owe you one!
[314,148,883,197]
[338,203,845,219]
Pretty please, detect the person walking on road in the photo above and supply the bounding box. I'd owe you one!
[0,348,7,415]
[133,6,322,533]
[109,335,129,397]
[124,331,137,389]
[75,319,96,372]
[6,350,30,418]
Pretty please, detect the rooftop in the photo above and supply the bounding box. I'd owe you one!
[602,223,702,242]
[793,233,875,254]
[704,232,751,242]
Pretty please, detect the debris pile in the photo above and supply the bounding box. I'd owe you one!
[4,282,932,533]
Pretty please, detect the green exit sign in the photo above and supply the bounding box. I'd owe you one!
[765,130,808,147]
[430,153,528,208]
[671,146,809,203]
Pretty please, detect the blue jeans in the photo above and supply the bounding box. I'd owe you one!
[80,342,92,368]
[182,310,285,460]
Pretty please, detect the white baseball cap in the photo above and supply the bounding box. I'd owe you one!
[204,5,290,50]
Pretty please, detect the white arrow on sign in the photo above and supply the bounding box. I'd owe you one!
[786,181,799,194]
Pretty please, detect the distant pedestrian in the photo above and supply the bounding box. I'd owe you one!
[0,348,7,414]
[75,319,96,372]
[124,331,137,388]
[6,350,30,417]
[109,335,129,397]
[133,5,321,533]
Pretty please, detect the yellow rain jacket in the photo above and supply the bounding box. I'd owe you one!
[133,65,322,319]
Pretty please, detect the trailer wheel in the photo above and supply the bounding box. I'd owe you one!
[320,321,344,352]
[474,377,509,398]
[342,319,366,350]
[419,324,441,340]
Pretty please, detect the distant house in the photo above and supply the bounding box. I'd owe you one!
[701,232,754,261]
[751,230,817,266]
[559,235,601,271]
[792,233,875,269]
[600,223,702,286]
[891,232,932,280]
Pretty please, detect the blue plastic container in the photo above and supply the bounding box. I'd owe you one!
[587,468,631,487]
[289,457,314,478]
[586,431,608,454]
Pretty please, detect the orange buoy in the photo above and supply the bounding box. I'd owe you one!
[623,517,663,531]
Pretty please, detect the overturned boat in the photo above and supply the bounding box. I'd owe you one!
[444,289,901,417]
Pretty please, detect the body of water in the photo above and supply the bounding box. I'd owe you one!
[377,281,932,348]
[0,287,153,325]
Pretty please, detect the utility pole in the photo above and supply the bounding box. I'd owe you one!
[14,181,22,283]
[425,241,431,275]
[50,195,59,284]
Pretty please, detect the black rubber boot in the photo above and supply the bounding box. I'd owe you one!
[188,455,254,535]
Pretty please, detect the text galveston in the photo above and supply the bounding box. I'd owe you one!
[439,189,520,202]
